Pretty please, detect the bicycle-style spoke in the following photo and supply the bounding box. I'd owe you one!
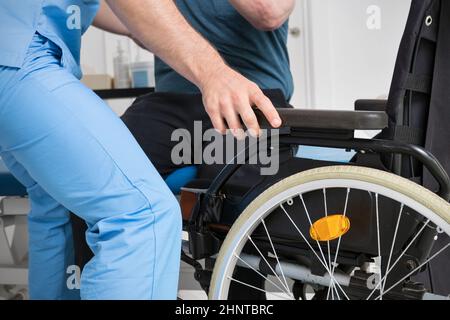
[366,218,431,300]
[329,281,341,300]
[260,218,292,296]
[323,189,333,299]
[375,242,450,300]
[281,203,350,300]
[375,193,384,300]
[299,195,331,273]
[299,194,338,299]
[246,235,291,293]
[233,253,294,299]
[328,188,351,300]
[227,276,292,300]
[381,204,404,294]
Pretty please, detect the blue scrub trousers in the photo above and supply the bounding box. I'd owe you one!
[0,34,182,300]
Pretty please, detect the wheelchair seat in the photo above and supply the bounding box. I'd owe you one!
[164,166,198,195]
[0,158,27,197]
[296,146,356,163]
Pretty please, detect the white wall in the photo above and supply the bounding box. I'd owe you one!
[286,0,309,108]
[304,0,411,109]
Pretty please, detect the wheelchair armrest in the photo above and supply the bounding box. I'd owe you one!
[256,108,389,131]
[354,99,387,112]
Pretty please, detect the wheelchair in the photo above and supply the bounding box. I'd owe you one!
[180,119,449,301]
[178,0,450,300]
[0,0,449,301]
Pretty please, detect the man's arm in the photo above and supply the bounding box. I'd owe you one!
[93,0,130,36]
[104,0,281,136]
[229,0,295,31]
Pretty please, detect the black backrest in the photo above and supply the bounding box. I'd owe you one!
[385,0,450,192]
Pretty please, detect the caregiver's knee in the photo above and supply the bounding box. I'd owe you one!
[159,192,182,223]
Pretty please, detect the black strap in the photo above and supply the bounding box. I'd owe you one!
[402,72,433,94]
[387,125,425,145]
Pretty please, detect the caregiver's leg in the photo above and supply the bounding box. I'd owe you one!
[0,42,181,300]
[1,152,78,300]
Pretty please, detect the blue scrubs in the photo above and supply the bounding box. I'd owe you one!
[0,1,182,300]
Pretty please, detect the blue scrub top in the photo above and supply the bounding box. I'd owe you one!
[0,0,99,79]
[155,0,294,100]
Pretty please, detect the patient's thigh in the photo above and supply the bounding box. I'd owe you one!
[121,93,212,176]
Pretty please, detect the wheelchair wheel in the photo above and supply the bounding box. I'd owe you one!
[209,166,450,300]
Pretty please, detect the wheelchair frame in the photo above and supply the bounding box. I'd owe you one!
[182,119,450,296]
[186,128,450,257]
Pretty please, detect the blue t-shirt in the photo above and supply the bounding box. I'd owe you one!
[155,0,294,100]
[0,0,99,79]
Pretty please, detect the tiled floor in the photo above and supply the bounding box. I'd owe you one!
[178,261,208,300]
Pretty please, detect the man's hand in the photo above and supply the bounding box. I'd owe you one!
[200,65,281,137]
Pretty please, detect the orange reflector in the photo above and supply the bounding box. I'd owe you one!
[310,215,350,242]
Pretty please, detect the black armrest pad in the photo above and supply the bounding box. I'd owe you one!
[354,99,388,112]
[255,108,389,131]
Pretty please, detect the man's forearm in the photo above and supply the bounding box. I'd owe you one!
[105,0,224,90]
[93,0,131,36]
[104,0,282,136]
[229,0,295,31]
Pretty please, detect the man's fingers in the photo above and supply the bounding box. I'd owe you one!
[222,106,245,139]
[209,113,227,134]
[204,97,227,134]
[239,107,261,137]
[251,90,282,128]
